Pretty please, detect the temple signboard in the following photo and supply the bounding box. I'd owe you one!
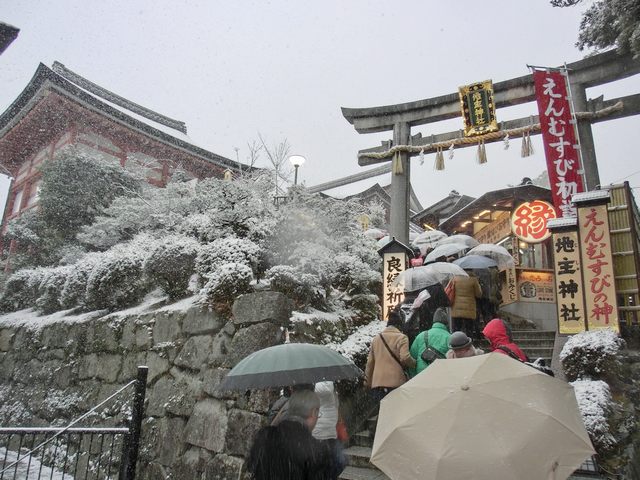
[510,200,556,243]
[576,196,619,333]
[459,80,498,137]
[378,238,412,321]
[474,211,511,245]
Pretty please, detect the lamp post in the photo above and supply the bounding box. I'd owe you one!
[288,155,306,186]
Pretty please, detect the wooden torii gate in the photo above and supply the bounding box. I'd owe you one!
[340,50,640,245]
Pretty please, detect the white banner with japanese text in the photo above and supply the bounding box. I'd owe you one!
[577,204,619,332]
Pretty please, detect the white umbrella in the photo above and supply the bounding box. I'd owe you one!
[391,263,468,292]
[376,235,392,249]
[412,230,447,251]
[371,353,594,480]
[424,243,469,263]
[364,228,387,240]
[467,243,516,270]
[435,234,480,249]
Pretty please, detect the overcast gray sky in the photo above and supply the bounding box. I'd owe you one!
[1,1,638,212]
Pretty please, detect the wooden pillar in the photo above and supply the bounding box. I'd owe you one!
[571,83,600,190]
[390,122,410,245]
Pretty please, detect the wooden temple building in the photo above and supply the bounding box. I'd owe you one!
[0,62,248,242]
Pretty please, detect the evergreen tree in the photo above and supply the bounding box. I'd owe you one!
[551,0,640,57]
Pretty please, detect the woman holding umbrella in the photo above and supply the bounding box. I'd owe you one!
[364,308,416,402]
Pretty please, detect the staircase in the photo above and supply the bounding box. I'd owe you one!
[492,328,556,364]
[340,415,387,480]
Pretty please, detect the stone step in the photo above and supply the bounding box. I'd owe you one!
[339,465,390,480]
[344,445,374,469]
[510,330,556,339]
[352,429,373,447]
[366,415,378,436]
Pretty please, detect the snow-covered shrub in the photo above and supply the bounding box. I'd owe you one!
[201,262,253,305]
[195,237,260,281]
[345,293,380,325]
[560,329,626,382]
[60,253,101,309]
[36,266,73,314]
[265,265,325,309]
[0,268,46,311]
[327,320,385,371]
[329,253,381,294]
[85,238,154,311]
[143,235,200,299]
[571,379,616,453]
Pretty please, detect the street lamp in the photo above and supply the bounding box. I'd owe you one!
[288,155,306,186]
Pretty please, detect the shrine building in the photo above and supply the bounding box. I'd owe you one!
[0,61,247,233]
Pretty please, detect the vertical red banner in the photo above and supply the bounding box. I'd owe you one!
[533,70,585,217]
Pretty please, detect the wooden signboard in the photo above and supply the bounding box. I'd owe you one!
[551,228,587,334]
[577,202,620,332]
[458,80,498,137]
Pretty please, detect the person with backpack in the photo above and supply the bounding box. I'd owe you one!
[409,307,451,376]
[482,318,528,362]
[364,308,416,402]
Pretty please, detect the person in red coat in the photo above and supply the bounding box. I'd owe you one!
[482,318,529,362]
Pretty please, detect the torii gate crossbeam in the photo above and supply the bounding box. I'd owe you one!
[341,50,640,245]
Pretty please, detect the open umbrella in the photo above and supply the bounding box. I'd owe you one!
[467,243,516,270]
[376,235,392,249]
[435,234,479,249]
[412,230,447,251]
[424,243,469,263]
[453,254,498,270]
[371,353,594,480]
[220,343,362,390]
[391,263,467,292]
[364,228,387,240]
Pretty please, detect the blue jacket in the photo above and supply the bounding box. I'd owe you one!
[409,322,451,375]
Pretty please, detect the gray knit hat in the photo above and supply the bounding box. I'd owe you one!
[433,307,449,325]
[449,331,473,350]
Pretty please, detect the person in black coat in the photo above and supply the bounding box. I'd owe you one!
[403,282,451,345]
[247,390,335,480]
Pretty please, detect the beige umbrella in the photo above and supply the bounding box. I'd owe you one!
[371,353,594,480]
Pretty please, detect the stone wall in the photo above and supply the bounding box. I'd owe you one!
[0,291,293,479]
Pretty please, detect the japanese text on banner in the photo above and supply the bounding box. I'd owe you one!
[533,70,585,217]
[577,205,619,332]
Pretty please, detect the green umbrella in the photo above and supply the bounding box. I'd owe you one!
[220,343,362,390]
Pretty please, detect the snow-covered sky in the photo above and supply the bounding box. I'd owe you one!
[1,1,638,211]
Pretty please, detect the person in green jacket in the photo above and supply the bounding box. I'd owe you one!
[409,307,451,376]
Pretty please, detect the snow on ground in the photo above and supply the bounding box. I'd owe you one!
[0,308,106,333]
[326,320,385,361]
[0,448,71,479]
[290,308,346,325]
[0,289,193,332]
[155,293,202,314]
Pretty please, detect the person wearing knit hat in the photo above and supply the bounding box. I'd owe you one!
[446,331,484,359]
[409,307,451,375]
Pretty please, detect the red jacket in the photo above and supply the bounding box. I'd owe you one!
[482,318,528,362]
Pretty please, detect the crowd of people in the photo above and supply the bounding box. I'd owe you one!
[246,255,525,479]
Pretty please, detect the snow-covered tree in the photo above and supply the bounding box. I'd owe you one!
[551,0,640,57]
[3,150,141,268]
